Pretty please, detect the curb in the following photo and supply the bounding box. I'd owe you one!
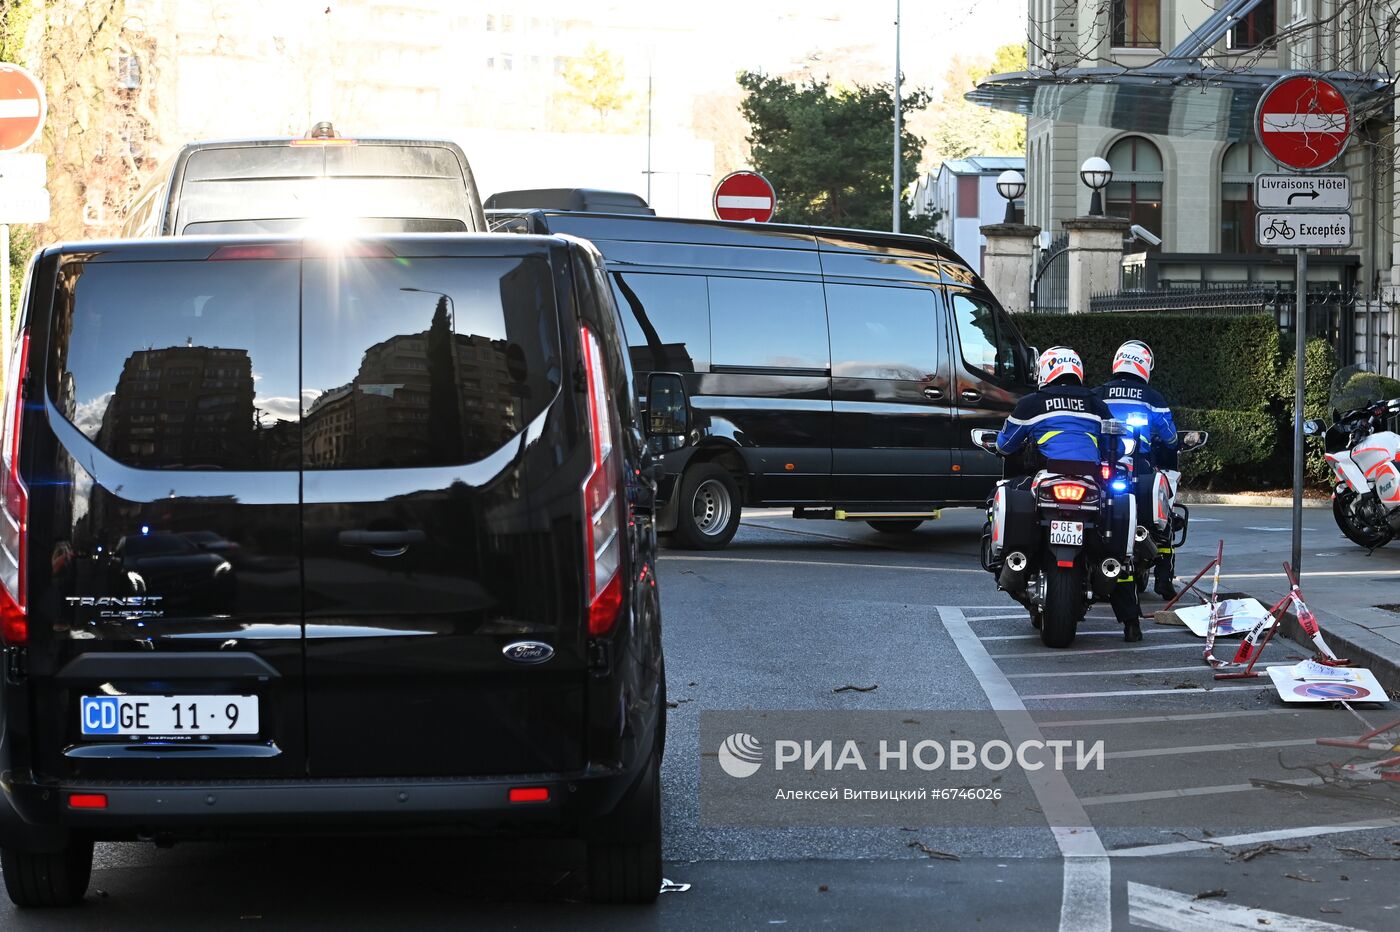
[1179,492,1328,508]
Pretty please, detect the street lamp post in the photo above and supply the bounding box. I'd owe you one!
[995,170,1026,224]
[892,0,901,234]
[1079,157,1113,217]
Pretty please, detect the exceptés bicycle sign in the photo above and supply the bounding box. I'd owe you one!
[1255,211,1352,248]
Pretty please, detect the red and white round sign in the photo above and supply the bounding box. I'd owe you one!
[713,171,776,223]
[0,64,45,152]
[1254,75,1351,172]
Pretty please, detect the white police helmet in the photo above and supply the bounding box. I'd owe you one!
[1037,346,1084,387]
[1112,340,1154,381]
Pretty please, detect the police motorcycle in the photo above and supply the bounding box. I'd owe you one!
[1119,416,1209,595]
[974,421,1137,648]
[1304,380,1400,550]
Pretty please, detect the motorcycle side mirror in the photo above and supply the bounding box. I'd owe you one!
[970,429,1000,454]
[1302,420,1325,437]
[1180,430,1209,451]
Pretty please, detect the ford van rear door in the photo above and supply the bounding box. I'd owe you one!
[298,245,587,778]
[28,250,307,781]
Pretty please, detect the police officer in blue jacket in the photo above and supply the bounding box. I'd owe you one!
[998,347,1144,640]
[1094,340,1181,598]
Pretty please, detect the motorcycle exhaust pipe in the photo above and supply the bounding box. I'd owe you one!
[1133,525,1156,564]
[999,551,1029,591]
[1100,558,1122,579]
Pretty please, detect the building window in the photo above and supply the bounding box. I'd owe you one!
[1104,136,1164,250]
[1220,142,1280,253]
[1110,0,1160,49]
[956,175,979,218]
[1226,1,1277,50]
[485,14,495,31]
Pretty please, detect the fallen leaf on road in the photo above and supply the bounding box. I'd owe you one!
[688,682,697,687]
[818,884,829,892]
[1284,873,1317,883]
[1193,889,1228,900]
[1257,919,1270,925]
[907,841,959,860]
[1229,842,1310,862]
[833,684,878,693]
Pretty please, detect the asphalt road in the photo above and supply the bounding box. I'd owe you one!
[5,505,1400,931]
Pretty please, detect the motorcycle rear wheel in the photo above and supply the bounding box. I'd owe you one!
[1333,492,1390,550]
[1040,564,1082,648]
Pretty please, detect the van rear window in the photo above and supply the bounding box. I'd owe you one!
[51,260,302,470]
[300,256,561,469]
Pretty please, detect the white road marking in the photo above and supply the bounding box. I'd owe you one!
[663,555,983,573]
[1020,684,1267,700]
[1110,817,1400,857]
[1243,526,1293,532]
[1127,881,1363,932]
[1039,708,1301,728]
[1005,664,1206,679]
[936,607,1110,932]
[979,628,1175,642]
[1080,777,1321,807]
[1100,737,1317,760]
[989,642,1204,659]
[965,612,1039,621]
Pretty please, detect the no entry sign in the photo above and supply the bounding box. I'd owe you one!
[713,171,776,223]
[1254,75,1351,172]
[0,65,44,152]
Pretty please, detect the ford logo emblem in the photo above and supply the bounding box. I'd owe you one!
[502,641,554,664]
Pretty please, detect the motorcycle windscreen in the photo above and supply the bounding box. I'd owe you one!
[1329,364,1400,417]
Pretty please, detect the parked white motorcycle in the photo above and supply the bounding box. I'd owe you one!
[1305,396,1400,550]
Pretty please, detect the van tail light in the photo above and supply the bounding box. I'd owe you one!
[1,331,30,646]
[580,326,624,636]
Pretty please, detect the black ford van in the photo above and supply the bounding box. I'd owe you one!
[490,206,1037,548]
[0,234,665,906]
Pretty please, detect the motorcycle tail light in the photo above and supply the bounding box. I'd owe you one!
[1052,483,1087,503]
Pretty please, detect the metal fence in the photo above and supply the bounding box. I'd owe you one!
[1030,234,1068,314]
[1088,284,1357,359]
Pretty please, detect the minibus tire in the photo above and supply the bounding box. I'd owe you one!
[673,463,741,549]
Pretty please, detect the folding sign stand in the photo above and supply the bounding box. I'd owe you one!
[1212,563,1349,681]
[1317,718,1400,784]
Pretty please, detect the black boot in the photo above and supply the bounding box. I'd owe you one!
[1154,554,1177,600]
[1123,618,1143,642]
[1111,576,1143,641]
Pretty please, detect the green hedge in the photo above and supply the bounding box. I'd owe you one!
[1010,314,1280,415]
[1173,407,1277,483]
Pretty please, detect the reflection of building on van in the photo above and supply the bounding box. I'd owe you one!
[95,346,257,469]
[120,124,486,237]
[489,201,1038,549]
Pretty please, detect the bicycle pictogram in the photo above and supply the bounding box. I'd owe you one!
[1261,217,1295,241]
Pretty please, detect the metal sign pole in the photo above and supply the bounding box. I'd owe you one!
[1292,246,1307,580]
